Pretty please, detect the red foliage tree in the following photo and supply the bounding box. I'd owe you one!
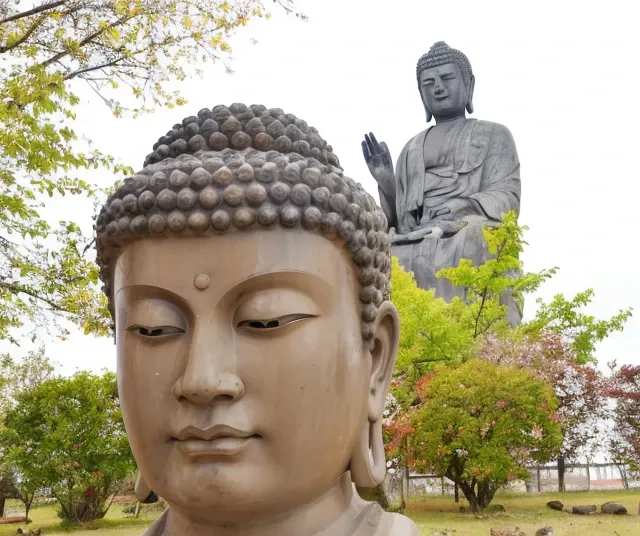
[607,364,640,477]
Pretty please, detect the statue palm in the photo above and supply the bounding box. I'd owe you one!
[361,133,395,197]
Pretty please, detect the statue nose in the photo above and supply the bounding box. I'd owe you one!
[172,371,245,405]
[170,321,245,405]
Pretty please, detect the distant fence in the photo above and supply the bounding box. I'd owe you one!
[404,463,640,497]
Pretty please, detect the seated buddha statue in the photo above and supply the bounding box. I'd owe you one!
[95,103,418,536]
[362,41,522,324]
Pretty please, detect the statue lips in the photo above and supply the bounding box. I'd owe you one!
[173,424,259,458]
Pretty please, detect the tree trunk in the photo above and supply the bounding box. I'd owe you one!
[524,469,535,493]
[477,481,497,510]
[0,494,6,518]
[557,456,566,492]
[454,482,459,503]
[457,481,479,512]
[537,467,541,492]
[616,463,629,490]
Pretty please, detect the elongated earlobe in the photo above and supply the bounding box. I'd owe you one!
[466,75,476,115]
[135,471,159,503]
[350,301,399,488]
[419,85,433,123]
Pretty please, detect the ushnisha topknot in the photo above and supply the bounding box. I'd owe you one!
[416,41,473,85]
[143,103,341,169]
[95,104,391,342]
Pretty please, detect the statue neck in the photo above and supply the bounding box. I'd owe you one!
[162,472,365,536]
[434,111,467,125]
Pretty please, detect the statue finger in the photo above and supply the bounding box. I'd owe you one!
[361,140,371,160]
[364,133,375,154]
[369,132,381,152]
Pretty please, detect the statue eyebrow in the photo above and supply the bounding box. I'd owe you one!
[222,270,332,308]
[115,285,192,315]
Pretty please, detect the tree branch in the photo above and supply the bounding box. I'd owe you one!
[473,242,506,338]
[0,0,66,25]
[0,14,48,53]
[63,57,127,80]
[40,13,134,70]
[0,281,69,313]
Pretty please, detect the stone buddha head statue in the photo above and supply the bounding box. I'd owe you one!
[416,41,475,123]
[95,104,414,535]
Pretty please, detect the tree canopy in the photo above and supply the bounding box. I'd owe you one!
[407,360,563,512]
[0,0,301,343]
[384,213,632,509]
[1,371,135,522]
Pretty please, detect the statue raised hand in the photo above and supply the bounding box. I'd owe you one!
[361,133,395,198]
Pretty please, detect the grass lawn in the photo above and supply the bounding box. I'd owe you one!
[1,489,639,535]
[408,488,640,535]
[0,500,159,536]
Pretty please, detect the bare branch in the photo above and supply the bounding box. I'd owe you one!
[63,57,128,80]
[0,0,66,25]
[0,14,48,53]
[40,13,135,70]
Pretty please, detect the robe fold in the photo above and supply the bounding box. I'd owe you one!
[380,119,522,325]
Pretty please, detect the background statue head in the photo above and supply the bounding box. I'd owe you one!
[416,41,475,123]
[94,104,400,526]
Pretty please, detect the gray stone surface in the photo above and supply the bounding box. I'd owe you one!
[571,505,596,515]
[362,42,522,324]
[546,500,564,511]
[600,501,627,515]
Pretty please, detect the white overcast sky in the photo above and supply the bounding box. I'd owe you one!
[11,0,640,375]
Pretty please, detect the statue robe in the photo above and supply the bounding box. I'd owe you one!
[380,119,522,324]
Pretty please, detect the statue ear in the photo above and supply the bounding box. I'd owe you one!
[366,300,399,420]
[349,300,399,488]
[466,74,476,115]
[419,84,433,123]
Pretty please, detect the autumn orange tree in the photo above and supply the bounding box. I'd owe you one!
[0,0,302,343]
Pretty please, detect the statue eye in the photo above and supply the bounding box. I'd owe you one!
[236,314,315,331]
[129,326,185,338]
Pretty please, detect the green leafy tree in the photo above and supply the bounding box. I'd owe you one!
[407,360,562,512]
[384,213,631,506]
[1,371,135,522]
[0,0,301,343]
[0,349,55,518]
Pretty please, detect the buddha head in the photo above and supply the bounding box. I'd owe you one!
[416,41,475,123]
[94,104,399,526]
